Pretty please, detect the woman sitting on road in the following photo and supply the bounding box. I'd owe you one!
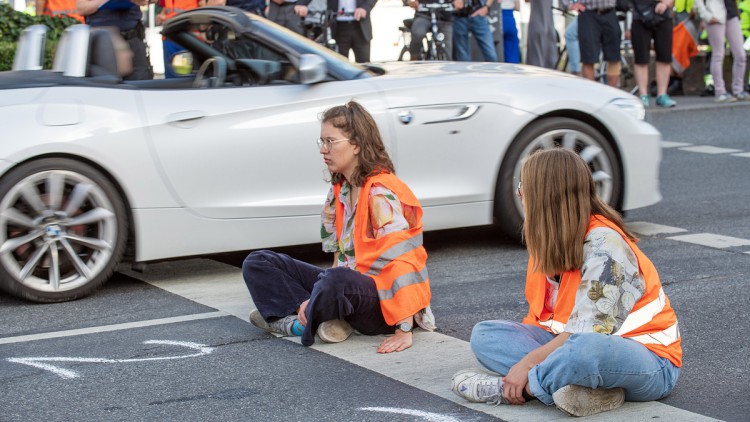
[451,148,681,417]
[242,100,435,353]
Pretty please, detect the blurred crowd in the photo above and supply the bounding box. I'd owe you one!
[34,0,750,103]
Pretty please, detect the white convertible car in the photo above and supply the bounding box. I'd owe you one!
[0,6,660,302]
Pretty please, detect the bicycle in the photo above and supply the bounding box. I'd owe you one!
[397,2,454,61]
[303,10,338,53]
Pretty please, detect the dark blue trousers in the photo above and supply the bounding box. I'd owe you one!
[242,250,393,346]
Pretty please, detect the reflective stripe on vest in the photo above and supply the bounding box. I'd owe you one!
[376,266,429,301]
[365,233,423,276]
[522,215,682,366]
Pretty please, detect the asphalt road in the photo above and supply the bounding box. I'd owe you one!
[1,101,749,422]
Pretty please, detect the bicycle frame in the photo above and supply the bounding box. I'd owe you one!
[417,3,453,60]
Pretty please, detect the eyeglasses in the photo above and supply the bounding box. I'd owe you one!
[516,181,522,198]
[317,137,350,152]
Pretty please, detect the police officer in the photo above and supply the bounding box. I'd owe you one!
[77,0,154,80]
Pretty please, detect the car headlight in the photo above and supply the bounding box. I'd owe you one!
[610,97,646,121]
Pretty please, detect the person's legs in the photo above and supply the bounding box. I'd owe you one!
[653,19,674,97]
[527,333,681,406]
[350,23,371,63]
[502,9,521,63]
[630,20,652,98]
[469,16,498,61]
[242,250,322,320]
[409,14,430,60]
[438,19,454,60]
[301,266,392,346]
[705,21,728,96]
[600,11,621,87]
[280,5,304,35]
[124,35,153,81]
[470,320,556,375]
[724,17,747,95]
[564,17,580,73]
[578,11,602,80]
[334,22,355,61]
[452,16,471,61]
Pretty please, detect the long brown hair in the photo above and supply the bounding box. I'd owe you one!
[321,100,395,186]
[521,148,636,275]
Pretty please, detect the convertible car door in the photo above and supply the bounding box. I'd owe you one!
[138,80,386,222]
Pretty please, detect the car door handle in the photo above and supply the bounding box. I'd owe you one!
[422,104,481,125]
[167,111,206,128]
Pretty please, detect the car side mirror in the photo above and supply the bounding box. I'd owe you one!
[171,51,195,76]
[299,54,326,84]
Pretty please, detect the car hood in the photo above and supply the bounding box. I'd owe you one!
[366,61,633,115]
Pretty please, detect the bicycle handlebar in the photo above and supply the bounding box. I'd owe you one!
[417,3,455,12]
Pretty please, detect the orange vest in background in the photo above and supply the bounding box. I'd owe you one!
[333,173,431,326]
[42,0,84,22]
[162,0,201,21]
[522,215,682,367]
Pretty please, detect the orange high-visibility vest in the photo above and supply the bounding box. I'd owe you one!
[162,0,200,21]
[333,173,431,326]
[522,215,682,367]
[42,0,84,22]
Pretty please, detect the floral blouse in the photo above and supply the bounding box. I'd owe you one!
[321,181,417,269]
[320,180,436,331]
[544,227,647,335]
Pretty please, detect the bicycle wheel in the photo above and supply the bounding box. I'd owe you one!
[398,46,410,61]
[436,46,449,61]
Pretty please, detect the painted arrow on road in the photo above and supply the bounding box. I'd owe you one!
[6,340,214,379]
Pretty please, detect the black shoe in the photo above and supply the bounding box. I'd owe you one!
[667,77,684,96]
[700,84,715,97]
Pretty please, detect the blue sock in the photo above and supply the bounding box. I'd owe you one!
[291,320,304,336]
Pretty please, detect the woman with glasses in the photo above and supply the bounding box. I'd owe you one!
[452,148,681,417]
[242,100,435,353]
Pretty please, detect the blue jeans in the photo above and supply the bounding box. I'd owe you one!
[242,250,393,346]
[501,9,520,63]
[453,15,498,62]
[564,17,581,73]
[470,320,680,406]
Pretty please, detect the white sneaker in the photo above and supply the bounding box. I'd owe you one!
[715,93,738,103]
[317,319,354,343]
[451,369,505,404]
[552,385,625,417]
[735,91,750,101]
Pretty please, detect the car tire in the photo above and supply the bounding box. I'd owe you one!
[494,117,622,241]
[0,158,128,303]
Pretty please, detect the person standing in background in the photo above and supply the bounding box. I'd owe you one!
[327,0,377,62]
[268,0,312,35]
[526,0,557,68]
[693,0,749,100]
[77,0,154,80]
[452,0,498,61]
[37,0,85,22]
[500,0,520,62]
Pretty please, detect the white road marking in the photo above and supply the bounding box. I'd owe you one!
[123,259,716,422]
[678,145,743,154]
[360,407,459,422]
[0,311,228,345]
[731,152,750,158]
[626,222,688,236]
[661,141,693,148]
[666,233,750,249]
[6,340,214,379]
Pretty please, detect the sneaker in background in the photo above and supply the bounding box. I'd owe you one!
[640,95,650,108]
[700,84,715,97]
[715,93,738,103]
[735,91,750,101]
[248,309,301,336]
[451,370,506,404]
[552,385,625,417]
[655,94,676,108]
[317,319,354,343]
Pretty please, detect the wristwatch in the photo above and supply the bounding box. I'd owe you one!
[396,322,413,333]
